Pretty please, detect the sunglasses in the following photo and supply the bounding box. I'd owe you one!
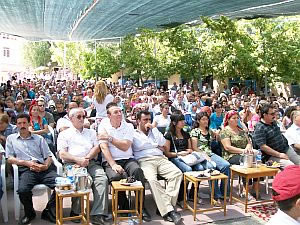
[76,115,86,120]
[38,104,45,107]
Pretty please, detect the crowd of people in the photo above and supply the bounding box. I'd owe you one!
[0,75,299,225]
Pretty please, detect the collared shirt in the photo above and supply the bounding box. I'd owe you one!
[284,124,300,146]
[0,144,4,154]
[56,115,72,132]
[266,209,300,225]
[252,121,289,155]
[132,127,166,160]
[0,123,18,137]
[5,132,51,163]
[98,118,134,161]
[57,126,98,162]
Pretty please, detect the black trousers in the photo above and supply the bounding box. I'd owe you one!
[18,164,59,217]
[102,158,145,209]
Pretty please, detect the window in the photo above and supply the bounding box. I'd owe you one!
[3,47,10,57]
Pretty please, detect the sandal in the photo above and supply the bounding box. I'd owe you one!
[239,192,255,201]
[212,199,222,207]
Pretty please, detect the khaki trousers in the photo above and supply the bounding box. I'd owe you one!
[138,156,182,217]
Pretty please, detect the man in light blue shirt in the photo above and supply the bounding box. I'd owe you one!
[6,113,58,225]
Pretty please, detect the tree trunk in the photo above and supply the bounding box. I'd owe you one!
[192,79,199,91]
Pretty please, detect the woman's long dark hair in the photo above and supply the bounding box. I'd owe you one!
[192,112,210,130]
[169,113,185,137]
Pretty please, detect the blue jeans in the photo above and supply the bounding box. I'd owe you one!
[170,157,221,199]
[170,157,214,172]
[211,153,231,197]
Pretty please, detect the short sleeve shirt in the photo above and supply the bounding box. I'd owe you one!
[220,126,248,160]
[190,128,214,156]
[252,121,288,153]
[164,130,190,153]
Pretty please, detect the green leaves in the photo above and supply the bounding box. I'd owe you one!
[24,42,52,69]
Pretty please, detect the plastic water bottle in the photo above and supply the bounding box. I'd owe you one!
[256,150,262,167]
[66,165,74,184]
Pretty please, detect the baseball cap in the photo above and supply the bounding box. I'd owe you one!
[272,165,300,201]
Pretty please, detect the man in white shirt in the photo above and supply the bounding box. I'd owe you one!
[267,165,300,225]
[98,102,151,222]
[56,102,90,133]
[285,111,300,155]
[132,110,182,225]
[57,108,109,225]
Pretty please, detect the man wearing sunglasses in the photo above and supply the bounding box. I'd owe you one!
[98,102,151,222]
[252,104,300,168]
[57,108,109,225]
[37,98,55,128]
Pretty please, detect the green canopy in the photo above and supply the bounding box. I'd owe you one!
[0,0,299,41]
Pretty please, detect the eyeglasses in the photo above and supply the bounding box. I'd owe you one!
[38,104,44,107]
[76,115,86,120]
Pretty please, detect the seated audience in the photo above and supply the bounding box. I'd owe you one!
[0,144,4,201]
[29,103,55,154]
[98,102,151,222]
[152,103,170,134]
[284,110,300,155]
[52,101,67,123]
[56,102,79,133]
[132,110,182,224]
[6,114,58,224]
[0,113,17,147]
[252,104,300,168]
[190,112,230,200]
[164,113,215,205]
[220,110,257,200]
[37,99,55,128]
[57,108,109,225]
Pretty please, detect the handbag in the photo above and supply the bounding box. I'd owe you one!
[171,135,206,166]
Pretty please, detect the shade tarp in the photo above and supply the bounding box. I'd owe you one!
[0,0,299,41]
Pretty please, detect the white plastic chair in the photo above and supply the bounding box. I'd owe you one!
[13,151,62,221]
[48,125,56,146]
[1,155,8,222]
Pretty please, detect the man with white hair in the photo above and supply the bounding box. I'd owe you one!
[285,111,300,155]
[57,108,109,225]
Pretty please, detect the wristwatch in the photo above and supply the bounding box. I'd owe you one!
[108,136,113,143]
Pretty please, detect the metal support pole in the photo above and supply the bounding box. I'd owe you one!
[120,37,123,88]
[63,42,66,78]
[154,37,157,88]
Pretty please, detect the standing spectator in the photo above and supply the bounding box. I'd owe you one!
[93,81,114,120]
